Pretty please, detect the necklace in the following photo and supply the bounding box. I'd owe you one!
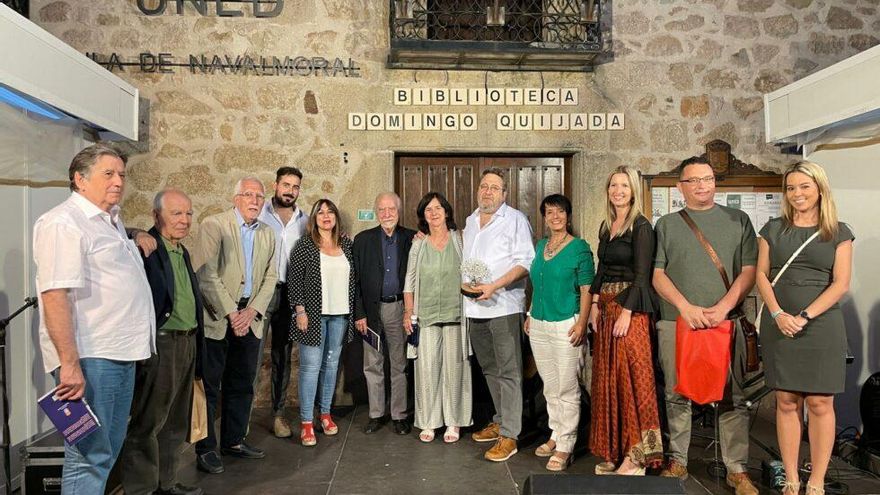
[545,233,568,258]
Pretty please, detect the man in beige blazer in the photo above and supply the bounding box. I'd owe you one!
[194,176,277,475]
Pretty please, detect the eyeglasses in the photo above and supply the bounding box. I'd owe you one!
[479,184,504,193]
[678,176,716,185]
[236,192,266,201]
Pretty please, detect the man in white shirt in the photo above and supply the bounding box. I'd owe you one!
[463,168,535,462]
[33,143,156,494]
[258,167,308,438]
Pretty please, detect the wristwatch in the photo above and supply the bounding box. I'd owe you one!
[798,310,812,321]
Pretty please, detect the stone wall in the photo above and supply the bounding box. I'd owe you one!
[29,0,879,409]
[30,0,879,238]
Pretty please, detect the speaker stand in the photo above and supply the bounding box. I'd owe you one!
[706,403,727,479]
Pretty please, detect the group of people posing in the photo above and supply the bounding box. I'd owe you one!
[33,142,852,495]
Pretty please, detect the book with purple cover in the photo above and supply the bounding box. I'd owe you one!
[361,327,382,354]
[38,388,101,445]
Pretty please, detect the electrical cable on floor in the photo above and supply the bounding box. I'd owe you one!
[746,394,879,491]
[830,453,880,481]
[830,424,880,481]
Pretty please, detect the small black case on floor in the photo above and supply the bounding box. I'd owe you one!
[20,431,64,495]
[20,431,120,495]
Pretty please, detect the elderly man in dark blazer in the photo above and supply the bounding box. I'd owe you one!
[118,188,205,495]
[353,192,416,435]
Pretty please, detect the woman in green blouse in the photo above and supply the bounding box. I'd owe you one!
[525,194,594,471]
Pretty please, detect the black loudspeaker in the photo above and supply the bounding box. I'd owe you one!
[859,372,880,454]
[523,474,686,495]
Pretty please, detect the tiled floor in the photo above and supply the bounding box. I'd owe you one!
[174,406,880,495]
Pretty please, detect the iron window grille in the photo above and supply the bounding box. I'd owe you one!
[389,0,604,72]
[1,0,28,17]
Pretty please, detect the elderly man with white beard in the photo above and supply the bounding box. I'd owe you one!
[353,192,416,435]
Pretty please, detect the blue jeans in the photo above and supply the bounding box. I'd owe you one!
[59,358,135,494]
[298,315,347,422]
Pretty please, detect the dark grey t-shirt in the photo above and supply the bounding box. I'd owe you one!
[654,204,758,321]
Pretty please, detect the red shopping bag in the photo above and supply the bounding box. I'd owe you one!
[673,317,733,405]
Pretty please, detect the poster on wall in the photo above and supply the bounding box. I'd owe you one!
[650,188,782,232]
[669,188,686,212]
[651,188,669,224]
[725,193,753,230]
[755,193,783,231]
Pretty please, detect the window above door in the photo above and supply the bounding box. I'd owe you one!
[388,0,606,72]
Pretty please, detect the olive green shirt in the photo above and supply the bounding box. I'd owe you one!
[653,205,757,321]
[160,236,198,331]
[417,240,462,328]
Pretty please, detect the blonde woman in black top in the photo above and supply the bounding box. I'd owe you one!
[588,166,662,475]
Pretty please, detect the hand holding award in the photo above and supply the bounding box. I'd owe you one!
[461,259,491,299]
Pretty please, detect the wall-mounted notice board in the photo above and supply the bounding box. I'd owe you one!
[641,140,785,233]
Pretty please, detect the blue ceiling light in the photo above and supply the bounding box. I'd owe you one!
[0,84,65,120]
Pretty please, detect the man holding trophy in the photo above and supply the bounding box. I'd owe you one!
[462,168,535,462]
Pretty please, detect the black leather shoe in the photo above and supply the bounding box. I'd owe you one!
[196,451,224,474]
[363,417,385,434]
[220,442,266,459]
[393,419,411,435]
[156,483,204,495]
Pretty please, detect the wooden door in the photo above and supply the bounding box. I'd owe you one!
[395,155,569,239]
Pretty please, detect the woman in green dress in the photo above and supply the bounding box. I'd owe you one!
[756,161,854,495]
[403,192,472,443]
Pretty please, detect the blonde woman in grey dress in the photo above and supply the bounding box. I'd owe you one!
[756,162,853,495]
[403,192,472,443]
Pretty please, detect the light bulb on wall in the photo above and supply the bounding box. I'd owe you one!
[487,0,505,26]
[580,0,597,23]
[394,0,414,20]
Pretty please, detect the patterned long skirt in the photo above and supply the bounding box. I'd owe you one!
[588,282,663,467]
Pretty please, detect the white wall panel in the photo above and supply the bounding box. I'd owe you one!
[807,145,880,431]
[0,4,138,139]
[765,45,880,143]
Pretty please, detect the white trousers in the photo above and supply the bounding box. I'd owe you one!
[529,316,581,453]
